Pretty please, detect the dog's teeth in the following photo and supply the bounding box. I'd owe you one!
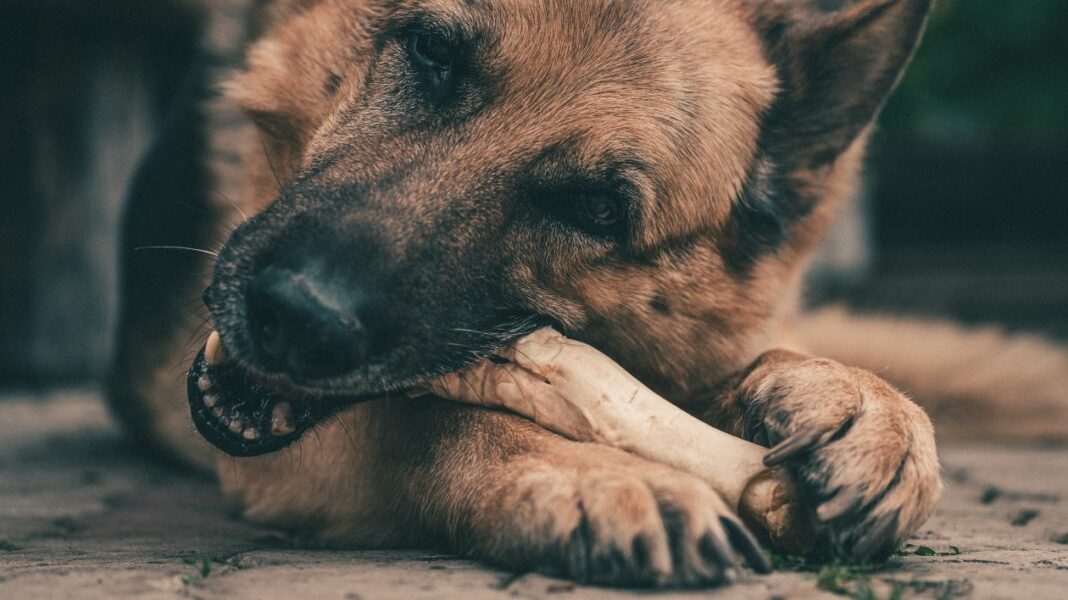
[243,428,260,441]
[229,418,244,433]
[205,331,228,365]
[197,376,212,392]
[212,406,225,418]
[271,402,296,436]
[203,394,218,408]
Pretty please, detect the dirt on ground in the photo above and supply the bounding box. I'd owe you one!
[1,390,1066,600]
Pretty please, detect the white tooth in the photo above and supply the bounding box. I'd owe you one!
[243,428,260,440]
[205,331,228,365]
[203,394,218,408]
[212,406,225,418]
[271,402,296,436]
[197,376,212,391]
[229,418,244,433]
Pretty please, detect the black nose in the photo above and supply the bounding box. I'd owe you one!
[247,264,374,378]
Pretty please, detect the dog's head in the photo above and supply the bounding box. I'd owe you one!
[195,0,930,455]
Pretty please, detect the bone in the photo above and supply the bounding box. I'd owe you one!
[205,331,228,365]
[271,402,296,436]
[430,328,812,552]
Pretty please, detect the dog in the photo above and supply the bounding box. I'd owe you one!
[106,0,1068,587]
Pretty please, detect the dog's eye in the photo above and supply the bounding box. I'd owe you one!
[408,31,453,74]
[576,193,625,233]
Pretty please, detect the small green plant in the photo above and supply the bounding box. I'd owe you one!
[768,552,880,597]
[180,557,213,585]
[815,562,878,595]
[769,548,965,599]
[769,552,808,571]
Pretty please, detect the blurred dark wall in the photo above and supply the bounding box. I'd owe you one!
[851,0,1068,337]
[873,0,1068,249]
[0,2,201,383]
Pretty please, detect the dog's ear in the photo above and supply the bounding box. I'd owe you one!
[721,0,930,273]
[751,0,931,167]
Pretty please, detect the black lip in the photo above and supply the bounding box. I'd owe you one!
[187,347,305,456]
[186,346,381,457]
[186,313,552,457]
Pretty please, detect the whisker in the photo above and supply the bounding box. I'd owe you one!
[459,370,488,408]
[256,128,285,193]
[511,346,540,371]
[208,188,251,223]
[136,245,219,258]
[182,314,214,357]
[332,413,360,455]
[231,202,250,223]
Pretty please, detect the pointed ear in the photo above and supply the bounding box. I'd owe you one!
[752,0,931,167]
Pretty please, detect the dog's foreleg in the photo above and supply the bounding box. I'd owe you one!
[219,399,768,587]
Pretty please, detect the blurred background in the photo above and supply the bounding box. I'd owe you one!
[1,0,1066,387]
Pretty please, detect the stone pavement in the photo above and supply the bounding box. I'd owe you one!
[2,391,1066,599]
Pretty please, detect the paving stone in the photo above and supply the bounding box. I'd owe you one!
[2,391,1066,599]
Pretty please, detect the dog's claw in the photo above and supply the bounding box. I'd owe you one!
[698,531,736,581]
[721,517,772,574]
[854,506,897,559]
[763,425,824,466]
[817,488,866,523]
[851,510,899,561]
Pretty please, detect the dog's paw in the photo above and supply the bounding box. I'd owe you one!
[742,359,942,561]
[477,446,770,587]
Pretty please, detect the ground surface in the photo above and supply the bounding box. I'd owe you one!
[2,391,1067,600]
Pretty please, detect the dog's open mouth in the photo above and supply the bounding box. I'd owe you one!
[186,332,383,457]
[188,316,547,456]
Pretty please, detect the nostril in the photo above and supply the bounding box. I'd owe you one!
[247,289,287,369]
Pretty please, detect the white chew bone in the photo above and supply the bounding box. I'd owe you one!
[430,328,810,551]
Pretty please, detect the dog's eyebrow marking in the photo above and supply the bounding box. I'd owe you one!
[324,72,343,95]
[529,141,654,192]
[649,294,671,315]
[391,3,481,41]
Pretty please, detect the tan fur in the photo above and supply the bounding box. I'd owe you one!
[204,0,936,569]
[107,0,1064,586]
[218,0,786,399]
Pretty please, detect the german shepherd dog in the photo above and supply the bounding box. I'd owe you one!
[107,0,1068,587]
